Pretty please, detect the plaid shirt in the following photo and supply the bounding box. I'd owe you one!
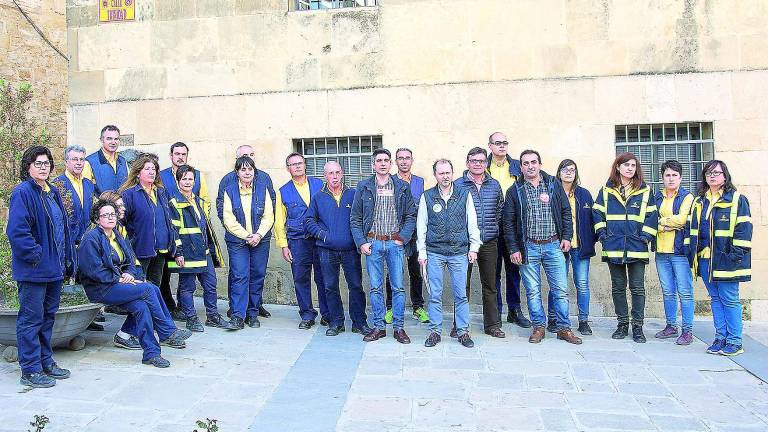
[523,178,557,241]
[371,177,399,236]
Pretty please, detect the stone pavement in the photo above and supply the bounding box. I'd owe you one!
[0,302,767,432]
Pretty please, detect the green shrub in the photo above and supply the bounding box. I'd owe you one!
[0,220,17,309]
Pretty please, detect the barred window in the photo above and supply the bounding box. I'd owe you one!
[294,135,382,188]
[295,0,376,11]
[615,122,715,194]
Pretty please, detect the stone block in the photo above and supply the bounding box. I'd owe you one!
[320,52,383,89]
[235,0,284,14]
[566,392,642,413]
[77,22,152,71]
[104,67,166,101]
[154,0,196,21]
[413,399,476,429]
[741,34,768,70]
[330,9,380,56]
[476,405,544,430]
[617,382,672,397]
[541,408,579,431]
[66,4,98,27]
[566,0,609,42]
[672,72,732,122]
[574,412,654,430]
[535,44,577,78]
[649,415,708,432]
[341,396,411,423]
[476,372,524,390]
[526,375,576,392]
[751,300,768,322]
[217,14,289,62]
[574,40,628,77]
[500,390,566,408]
[731,70,768,120]
[196,0,235,18]
[150,19,218,65]
[69,70,104,103]
[698,36,740,71]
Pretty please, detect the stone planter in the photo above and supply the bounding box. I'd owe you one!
[0,302,102,350]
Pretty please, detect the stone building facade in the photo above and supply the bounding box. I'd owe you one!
[66,0,768,320]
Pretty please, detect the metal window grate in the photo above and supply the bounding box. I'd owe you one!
[615,122,715,194]
[294,135,382,188]
[296,0,376,10]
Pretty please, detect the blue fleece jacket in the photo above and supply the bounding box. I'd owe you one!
[305,184,357,251]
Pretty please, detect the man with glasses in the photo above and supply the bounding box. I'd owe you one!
[454,147,505,338]
[216,144,276,319]
[350,148,417,344]
[159,142,210,202]
[487,131,531,328]
[383,148,429,324]
[274,153,329,329]
[82,125,129,194]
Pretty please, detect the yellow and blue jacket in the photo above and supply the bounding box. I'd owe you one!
[686,189,752,282]
[592,181,658,264]
[168,194,225,273]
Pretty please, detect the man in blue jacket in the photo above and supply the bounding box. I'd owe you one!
[305,161,370,336]
[52,145,96,245]
[216,144,275,319]
[350,149,417,344]
[82,125,129,194]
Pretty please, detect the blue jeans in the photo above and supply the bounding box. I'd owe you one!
[699,259,742,345]
[289,238,328,321]
[178,258,220,319]
[519,240,570,330]
[548,248,591,322]
[656,253,694,331]
[318,247,368,329]
[366,240,405,330]
[427,252,469,336]
[16,280,62,375]
[227,239,269,319]
[496,235,522,313]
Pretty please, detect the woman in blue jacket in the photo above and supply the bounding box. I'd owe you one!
[77,199,190,368]
[592,153,658,343]
[168,165,236,332]
[548,159,597,336]
[119,154,180,312]
[687,160,752,356]
[6,146,74,388]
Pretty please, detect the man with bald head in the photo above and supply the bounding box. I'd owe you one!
[216,144,276,319]
[487,131,531,328]
[305,161,370,337]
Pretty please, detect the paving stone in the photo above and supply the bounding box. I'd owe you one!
[579,350,645,364]
[634,395,691,417]
[341,396,411,422]
[402,366,478,382]
[649,415,709,431]
[569,362,609,381]
[476,405,544,430]
[566,392,642,412]
[649,366,708,385]
[526,374,576,392]
[540,408,578,431]
[336,420,411,432]
[500,390,567,408]
[617,382,672,396]
[414,399,476,428]
[183,400,262,429]
[575,379,617,393]
[351,376,468,399]
[574,412,655,430]
[476,372,524,390]
[488,359,569,376]
[702,369,764,386]
[358,355,402,376]
[605,364,659,383]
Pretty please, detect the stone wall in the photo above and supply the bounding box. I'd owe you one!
[66,0,768,319]
[0,0,68,150]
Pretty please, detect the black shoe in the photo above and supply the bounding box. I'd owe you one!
[258,305,271,318]
[298,319,316,330]
[458,333,475,348]
[424,331,441,347]
[320,316,330,326]
[87,322,105,331]
[20,372,55,388]
[160,332,187,349]
[612,323,629,339]
[227,309,233,318]
[546,319,557,333]
[94,311,106,323]
[173,329,193,340]
[326,326,345,336]
[578,321,593,336]
[114,334,142,350]
[186,317,205,332]
[351,325,373,335]
[205,313,238,330]
[632,325,646,343]
[508,307,532,328]
[170,308,187,322]
[142,356,171,368]
[245,316,261,328]
[230,316,245,330]
[449,327,458,338]
[43,362,71,380]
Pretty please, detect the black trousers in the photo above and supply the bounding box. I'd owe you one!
[385,252,425,310]
[608,261,646,325]
[140,252,176,311]
[460,239,501,332]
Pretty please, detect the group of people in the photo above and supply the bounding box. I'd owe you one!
[6,126,753,389]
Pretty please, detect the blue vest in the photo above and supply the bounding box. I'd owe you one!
[52,174,95,243]
[159,167,202,201]
[279,177,322,240]
[424,186,470,256]
[223,176,271,244]
[405,174,425,201]
[85,150,128,194]
[654,187,691,256]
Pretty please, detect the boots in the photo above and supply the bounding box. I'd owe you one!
[612,323,629,339]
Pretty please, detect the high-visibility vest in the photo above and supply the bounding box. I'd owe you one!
[592,182,658,264]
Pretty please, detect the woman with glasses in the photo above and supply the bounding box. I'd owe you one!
[77,199,191,368]
[549,159,596,336]
[687,160,752,356]
[593,153,658,343]
[653,160,695,345]
[7,146,74,388]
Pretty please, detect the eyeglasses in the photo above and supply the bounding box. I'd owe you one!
[560,168,576,174]
[32,161,51,169]
[468,159,486,165]
[396,156,412,161]
[705,171,724,177]
[491,141,509,146]
[99,213,117,219]
[286,162,304,167]
[67,157,85,163]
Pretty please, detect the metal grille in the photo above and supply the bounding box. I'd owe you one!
[294,136,382,188]
[615,123,715,194]
[296,0,376,10]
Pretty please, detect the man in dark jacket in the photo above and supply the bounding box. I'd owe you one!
[454,147,505,338]
[305,161,371,337]
[350,149,417,344]
[502,150,581,345]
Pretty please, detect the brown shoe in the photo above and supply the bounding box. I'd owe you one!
[393,329,411,344]
[363,328,386,342]
[529,326,545,343]
[557,329,583,345]
[485,327,506,338]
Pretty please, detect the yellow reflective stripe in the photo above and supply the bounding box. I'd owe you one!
[168,259,209,269]
[712,269,751,278]
[714,230,731,237]
[642,226,657,236]
[689,229,699,235]
[171,220,181,227]
[592,203,606,212]
[627,251,650,259]
[733,239,752,248]
[175,239,182,246]
[602,251,624,258]
[645,205,657,213]
[594,222,606,230]
[606,214,626,221]
[627,215,645,223]
[179,227,203,235]
[736,216,751,224]
[683,238,690,245]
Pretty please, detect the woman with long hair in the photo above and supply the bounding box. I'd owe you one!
[6,146,74,388]
[592,153,658,343]
[119,153,179,313]
[687,160,752,356]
